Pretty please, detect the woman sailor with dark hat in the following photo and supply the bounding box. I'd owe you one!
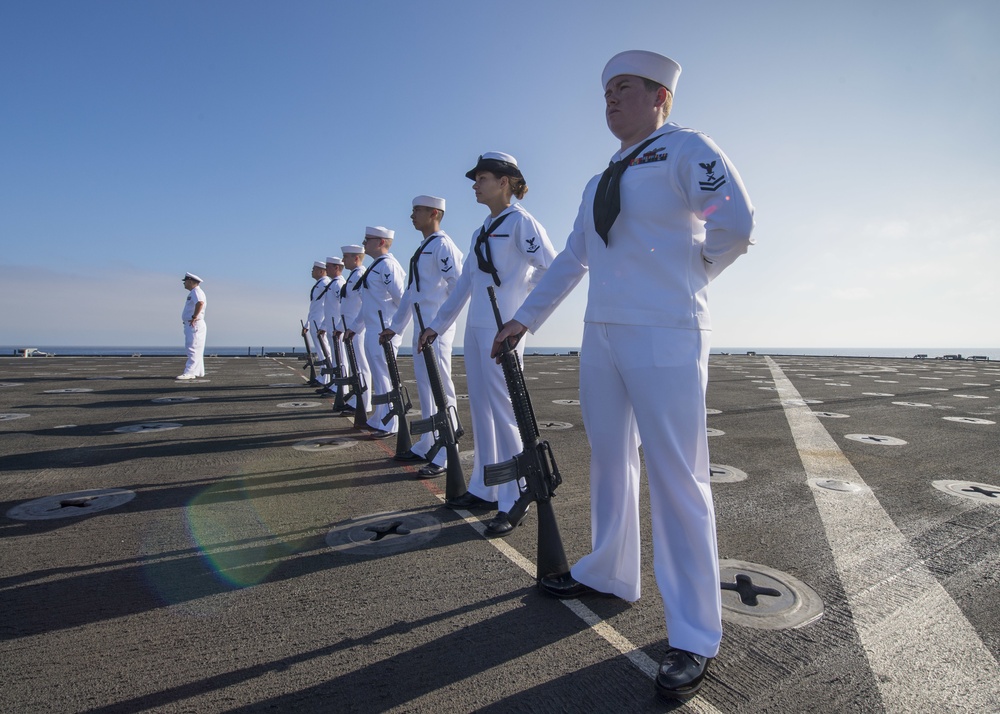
[419,152,557,535]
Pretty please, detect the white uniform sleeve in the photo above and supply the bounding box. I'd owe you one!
[389,259,405,307]
[676,132,755,280]
[515,212,557,286]
[391,285,414,333]
[347,280,365,334]
[513,199,590,332]
[325,280,342,331]
[428,249,473,334]
[434,235,463,290]
[350,298,365,334]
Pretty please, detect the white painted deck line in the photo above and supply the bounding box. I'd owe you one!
[451,503,725,713]
[766,357,1000,712]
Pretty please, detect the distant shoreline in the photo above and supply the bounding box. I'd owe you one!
[3,346,998,361]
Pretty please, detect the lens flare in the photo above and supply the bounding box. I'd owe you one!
[184,477,297,589]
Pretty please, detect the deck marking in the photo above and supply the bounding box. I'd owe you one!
[429,495,724,711]
[766,357,1000,711]
[397,434,723,709]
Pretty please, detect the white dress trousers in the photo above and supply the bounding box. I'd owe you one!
[347,330,372,411]
[183,320,207,377]
[311,328,332,386]
[463,325,526,512]
[573,323,721,658]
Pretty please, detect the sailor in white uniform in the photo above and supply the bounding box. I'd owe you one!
[304,261,333,387]
[177,272,207,380]
[380,195,463,474]
[493,51,755,701]
[347,227,405,437]
[318,256,347,397]
[339,245,371,414]
[419,152,556,534]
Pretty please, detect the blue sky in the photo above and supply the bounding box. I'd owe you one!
[2,0,998,348]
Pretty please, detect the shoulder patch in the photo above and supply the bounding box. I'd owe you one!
[698,160,727,192]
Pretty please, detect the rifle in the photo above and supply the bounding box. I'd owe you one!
[313,320,346,411]
[410,302,467,503]
[300,320,317,383]
[338,316,368,429]
[372,310,413,456]
[483,286,570,582]
[329,330,347,411]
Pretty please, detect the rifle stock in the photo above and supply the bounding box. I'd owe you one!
[412,302,467,502]
[329,331,347,411]
[300,320,317,382]
[339,316,368,429]
[484,286,570,581]
[376,310,413,456]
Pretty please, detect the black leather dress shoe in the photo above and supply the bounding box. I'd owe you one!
[445,492,497,510]
[655,647,711,701]
[393,450,425,462]
[538,573,600,599]
[485,507,529,537]
[416,463,445,478]
[367,429,394,439]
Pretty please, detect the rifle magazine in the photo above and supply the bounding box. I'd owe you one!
[409,416,435,436]
[483,458,519,487]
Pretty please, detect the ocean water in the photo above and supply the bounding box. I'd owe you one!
[3,345,998,360]
[713,347,1000,360]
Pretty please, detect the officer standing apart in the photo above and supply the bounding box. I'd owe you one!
[419,153,556,534]
[339,244,371,415]
[177,272,207,380]
[380,195,464,475]
[493,51,755,701]
[347,227,405,438]
[304,260,333,387]
[318,255,346,396]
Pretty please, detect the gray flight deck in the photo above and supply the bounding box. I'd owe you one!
[1,353,998,713]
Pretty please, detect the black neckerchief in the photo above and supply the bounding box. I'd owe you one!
[408,232,440,291]
[593,135,659,245]
[314,278,335,301]
[353,256,387,291]
[340,268,360,298]
[474,213,510,286]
